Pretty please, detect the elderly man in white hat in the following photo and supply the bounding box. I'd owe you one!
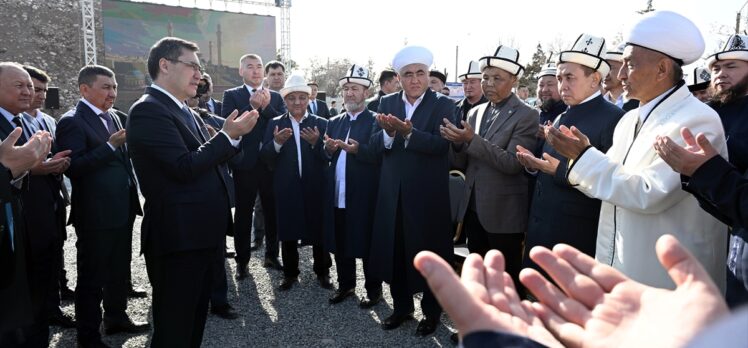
[455,61,487,121]
[320,64,382,306]
[260,72,332,292]
[441,45,538,288]
[367,45,456,337]
[545,11,728,291]
[516,34,625,277]
[602,42,638,111]
[687,66,711,102]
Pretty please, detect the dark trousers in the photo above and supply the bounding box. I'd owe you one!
[333,209,380,294]
[74,226,130,344]
[210,238,229,308]
[390,198,441,318]
[20,236,61,347]
[233,165,278,265]
[251,194,265,241]
[145,248,215,348]
[281,241,330,279]
[465,208,524,288]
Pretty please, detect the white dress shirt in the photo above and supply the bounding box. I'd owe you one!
[274,113,309,177]
[334,111,362,208]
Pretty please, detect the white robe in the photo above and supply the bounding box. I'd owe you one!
[568,84,728,291]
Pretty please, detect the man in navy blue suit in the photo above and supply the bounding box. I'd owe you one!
[127,37,258,347]
[222,53,286,278]
[322,65,381,306]
[260,73,331,291]
[368,46,457,337]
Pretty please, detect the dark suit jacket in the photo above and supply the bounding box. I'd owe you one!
[207,98,223,117]
[260,113,327,243]
[366,90,386,112]
[321,110,379,257]
[127,87,239,255]
[451,94,539,235]
[221,85,286,171]
[56,101,142,232]
[368,89,456,293]
[524,94,624,268]
[308,99,330,119]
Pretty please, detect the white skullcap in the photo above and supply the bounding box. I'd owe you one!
[625,10,704,65]
[392,46,433,73]
[280,72,311,98]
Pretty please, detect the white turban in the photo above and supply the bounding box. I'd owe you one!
[625,10,704,65]
[392,46,433,73]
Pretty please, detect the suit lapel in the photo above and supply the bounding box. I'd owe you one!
[484,95,520,139]
[78,101,111,142]
[409,90,437,131]
[0,116,15,141]
[145,87,202,145]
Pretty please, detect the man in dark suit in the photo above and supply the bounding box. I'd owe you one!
[22,65,78,329]
[261,73,331,291]
[368,46,456,337]
[222,53,286,278]
[516,34,624,277]
[198,73,222,116]
[321,65,381,305]
[454,61,487,122]
[366,70,400,112]
[307,81,330,118]
[443,45,539,287]
[55,65,148,348]
[0,61,55,346]
[127,37,258,347]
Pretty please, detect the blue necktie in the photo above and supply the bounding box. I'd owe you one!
[180,106,199,136]
[99,112,116,135]
[4,203,14,252]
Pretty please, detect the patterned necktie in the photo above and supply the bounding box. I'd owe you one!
[99,112,116,135]
[180,106,199,136]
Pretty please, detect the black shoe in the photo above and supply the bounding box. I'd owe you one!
[382,312,413,330]
[77,339,110,348]
[278,277,297,291]
[263,257,283,270]
[61,286,76,301]
[48,312,76,328]
[328,287,355,304]
[359,290,383,309]
[450,332,459,344]
[317,275,333,289]
[128,287,148,298]
[236,263,249,280]
[103,319,150,335]
[250,239,263,251]
[415,316,439,337]
[210,304,239,320]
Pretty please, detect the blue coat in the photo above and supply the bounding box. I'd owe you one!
[524,94,623,269]
[368,89,456,293]
[321,109,380,257]
[260,113,328,242]
[221,85,286,171]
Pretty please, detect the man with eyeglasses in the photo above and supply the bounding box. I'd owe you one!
[222,53,287,279]
[127,37,259,347]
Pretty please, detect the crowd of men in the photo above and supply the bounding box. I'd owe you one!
[0,8,747,348]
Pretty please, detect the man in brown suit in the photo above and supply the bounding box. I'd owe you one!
[441,45,538,285]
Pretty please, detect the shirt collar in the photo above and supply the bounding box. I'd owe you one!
[150,83,187,110]
[401,91,425,107]
[289,112,309,123]
[244,84,262,95]
[579,90,601,105]
[490,93,514,109]
[347,110,363,120]
[80,98,105,116]
[0,107,17,123]
[638,85,677,121]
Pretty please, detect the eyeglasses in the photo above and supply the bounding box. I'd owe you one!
[169,59,205,74]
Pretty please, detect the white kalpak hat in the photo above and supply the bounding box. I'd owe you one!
[458,61,481,82]
[392,46,433,73]
[536,62,557,78]
[479,45,524,78]
[687,66,711,92]
[558,34,610,77]
[604,42,626,62]
[625,10,704,66]
[706,34,748,68]
[339,64,373,88]
[280,72,311,98]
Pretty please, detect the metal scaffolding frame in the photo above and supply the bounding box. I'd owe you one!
[81,0,97,65]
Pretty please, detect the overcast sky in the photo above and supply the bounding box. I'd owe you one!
[136,0,740,79]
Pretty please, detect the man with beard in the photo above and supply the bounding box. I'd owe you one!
[688,66,711,102]
[689,34,748,307]
[455,61,487,121]
[544,11,728,290]
[603,43,638,111]
[321,65,381,306]
[516,34,624,275]
[366,70,399,112]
